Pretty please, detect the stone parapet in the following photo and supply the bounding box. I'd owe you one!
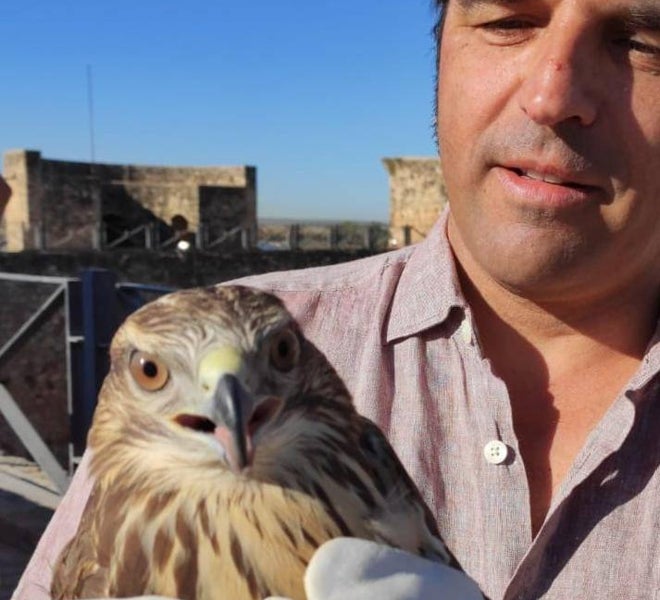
[382,157,448,247]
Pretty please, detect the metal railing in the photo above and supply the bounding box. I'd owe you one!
[1,219,390,252]
[0,269,173,502]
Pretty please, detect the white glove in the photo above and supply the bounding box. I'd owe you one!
[303,538,484,600]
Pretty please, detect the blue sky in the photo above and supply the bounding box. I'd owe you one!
[2,1,440,222]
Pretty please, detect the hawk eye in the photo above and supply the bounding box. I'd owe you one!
[269,328,299,372]
[129,351,169,391]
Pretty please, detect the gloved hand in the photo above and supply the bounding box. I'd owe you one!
[301,537,484,600]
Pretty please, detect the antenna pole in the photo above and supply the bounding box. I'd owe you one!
[86,64,96,164]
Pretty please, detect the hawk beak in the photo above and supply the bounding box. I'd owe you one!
[211,373,255,473]
[197,346,283,473]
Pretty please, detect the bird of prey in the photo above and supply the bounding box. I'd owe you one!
[52,285,458,600]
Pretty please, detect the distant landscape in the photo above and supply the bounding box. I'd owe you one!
[257,219,389,251]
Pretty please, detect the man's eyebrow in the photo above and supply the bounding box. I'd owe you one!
[453,0,660,28]
[454,0,525,8]
[623,6,660,31]
[453,0,529,12]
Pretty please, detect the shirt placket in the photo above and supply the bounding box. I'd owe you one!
[453,312,534,600]
[503,328,660,598]
[502,392,639,599]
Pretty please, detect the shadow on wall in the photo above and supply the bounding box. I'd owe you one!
[101,184,175,248]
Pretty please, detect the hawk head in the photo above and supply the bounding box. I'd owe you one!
[55,284,455,600]
[90,285,351,482]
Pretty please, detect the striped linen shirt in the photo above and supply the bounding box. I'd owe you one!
[14,210,660,600]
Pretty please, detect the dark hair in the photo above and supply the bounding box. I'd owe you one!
[432,1,448,150]
[433,0,448,44]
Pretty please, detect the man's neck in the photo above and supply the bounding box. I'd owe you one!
[450,236,659,537]
[457,259,655,409]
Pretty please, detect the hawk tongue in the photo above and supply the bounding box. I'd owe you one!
[212,373,256,474]
[214,424,254,474]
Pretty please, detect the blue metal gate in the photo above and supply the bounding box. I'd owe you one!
[0,269,174,495]
[66,269,174,462]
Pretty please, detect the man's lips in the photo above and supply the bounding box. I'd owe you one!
[494,164,602,209]
[507,166,596,190]
[499,156,602,185]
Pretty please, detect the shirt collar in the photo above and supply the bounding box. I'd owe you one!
[383,212,660,390]
[628,316,660,394]
[384,209,466,344]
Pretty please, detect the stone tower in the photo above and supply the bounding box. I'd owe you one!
[382,157,448,247]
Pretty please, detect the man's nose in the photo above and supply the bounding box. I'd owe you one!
[517,24,599,128]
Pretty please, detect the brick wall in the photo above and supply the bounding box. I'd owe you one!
[0,280,68,464]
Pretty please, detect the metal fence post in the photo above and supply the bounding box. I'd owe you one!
[196,224,206,250]
[364,225,374,250]
[329,225,339,250]
[68,269,120,460]
[145,222,155,249]
[241,228,250,251]
[288,224,300,250]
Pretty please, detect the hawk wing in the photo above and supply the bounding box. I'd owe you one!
[356,415,462,569]
[51,484,111,599]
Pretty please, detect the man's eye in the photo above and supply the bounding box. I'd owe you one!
[612,34,660,73]
[612,28,660,56]
[625,39,660,56]
[478,18,537,43]
[483,19,533,31]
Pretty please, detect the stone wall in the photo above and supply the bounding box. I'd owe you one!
[0,280,68,465]
[383,157,448,247]
[2,150,257,252]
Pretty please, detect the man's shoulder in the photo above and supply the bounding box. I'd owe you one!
[232,246,416,296]
[222,215,456,343]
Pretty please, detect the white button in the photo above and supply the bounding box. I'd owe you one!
[484,440,508,465]
[458,319,473,345]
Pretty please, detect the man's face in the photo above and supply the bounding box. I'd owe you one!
[437,0,660,302]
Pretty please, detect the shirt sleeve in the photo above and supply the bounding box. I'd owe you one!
[12,450,96,600]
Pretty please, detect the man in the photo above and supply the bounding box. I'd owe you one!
[13,0,660,598]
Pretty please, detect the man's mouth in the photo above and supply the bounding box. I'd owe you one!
[511,168,590,189]
[493,163,605,209]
